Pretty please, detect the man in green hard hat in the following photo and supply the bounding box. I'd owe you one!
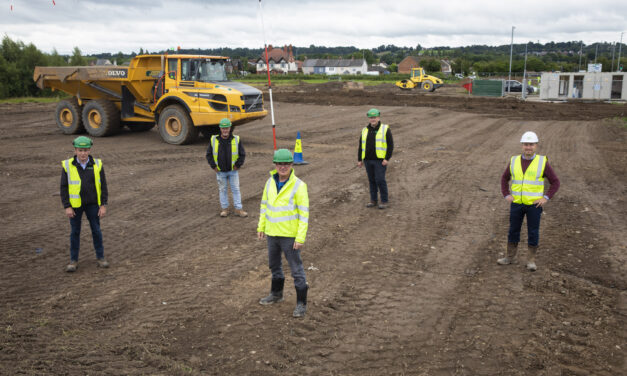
[357,108,394,209]
[257,149,310,318]
[205,118,247,218]
[60,136,109,272]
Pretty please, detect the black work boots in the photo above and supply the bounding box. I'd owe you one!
[259,278,284,305]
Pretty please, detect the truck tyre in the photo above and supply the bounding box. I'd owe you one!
[82,99,120,137]
[55,98,84,134]
[422,81,434,92]
[158,105,198,145]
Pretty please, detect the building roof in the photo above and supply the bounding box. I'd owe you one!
[257,44,295,64]
[303,59,365,68]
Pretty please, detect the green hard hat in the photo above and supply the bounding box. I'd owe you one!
[219,118,232,128]
[273,148,294,163]
[73,136,93,148]
[367,108,380,117]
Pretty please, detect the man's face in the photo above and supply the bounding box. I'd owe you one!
[275,162,293,180]
[521,142,537,157]
[220,126,231,139]
[75,148,90,163]
[368,116,380,126]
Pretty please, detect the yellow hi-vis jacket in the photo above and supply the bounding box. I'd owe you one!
[510,154,546,205]
[361,124,389,160]
[62,158,103,208]
[257,169,309,244]
[210,135,239,171]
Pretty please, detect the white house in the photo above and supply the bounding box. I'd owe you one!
[302,59,368,75]
[256,44,298,74]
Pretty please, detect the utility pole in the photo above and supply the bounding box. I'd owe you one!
[611,42,616,72]
[578,41,584,71]
[522,43,529,100]
[618,32,625,72]
[508,26,515,93]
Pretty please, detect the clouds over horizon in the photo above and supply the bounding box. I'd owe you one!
[1,0,625,54]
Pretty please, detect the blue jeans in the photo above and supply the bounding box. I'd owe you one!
[267,236,307,290]
[216,170,242,209]
[364,159,388,203]
[69,204,104,261]
[508,203,543,246]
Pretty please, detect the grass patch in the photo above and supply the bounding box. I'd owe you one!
[0,96,65,104]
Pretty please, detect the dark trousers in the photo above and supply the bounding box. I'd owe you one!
[364,159,388,203]
[69,204,104,261]
[267,236,307,290]
[508,203,543,246]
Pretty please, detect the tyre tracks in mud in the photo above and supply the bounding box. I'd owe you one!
[0,102,624,375]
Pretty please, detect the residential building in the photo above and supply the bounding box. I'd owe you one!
[256,44,298,74]
[302,59,368,75]
[398,56,451,75]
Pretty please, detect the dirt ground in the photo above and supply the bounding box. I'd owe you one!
[1,84,626,375]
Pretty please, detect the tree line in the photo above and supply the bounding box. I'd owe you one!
[1,34,625,99]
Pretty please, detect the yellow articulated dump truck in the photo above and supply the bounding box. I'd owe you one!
[33,54,267,145]
[395,67,444,92]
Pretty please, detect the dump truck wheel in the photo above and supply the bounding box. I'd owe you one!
[55,98,84,134]
[422,81,433,92]
[199,126,220,138]
[82,99,120,137]
[158,105,198,145]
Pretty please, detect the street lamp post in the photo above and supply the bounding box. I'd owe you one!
[578,41,583,71]
[508,26,515,93]
[522,43,529,100]
[618,32,625,72]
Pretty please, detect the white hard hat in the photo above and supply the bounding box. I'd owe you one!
[520,131,539,143]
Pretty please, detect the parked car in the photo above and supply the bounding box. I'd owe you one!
[504,80,534,94]
[454,73,464,79]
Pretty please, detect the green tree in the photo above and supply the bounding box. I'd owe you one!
[70,47,86,65]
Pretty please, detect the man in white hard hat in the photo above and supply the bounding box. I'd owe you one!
[498,131,560,271]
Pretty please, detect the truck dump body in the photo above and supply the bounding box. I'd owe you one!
[34,54,267,144]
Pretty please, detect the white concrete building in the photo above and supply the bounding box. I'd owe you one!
[540,72,626,101]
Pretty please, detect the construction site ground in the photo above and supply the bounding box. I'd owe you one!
[1,83,625,375]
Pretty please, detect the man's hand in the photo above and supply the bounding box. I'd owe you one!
[534,197,548,207]
[505,195,514,203]
[98,205,107,218]
[382,159,389,166]
[213,167,218,172]
[65,207,75,218]
[257,232,265,240]
[357,161,363,168]
[293,242,303,250]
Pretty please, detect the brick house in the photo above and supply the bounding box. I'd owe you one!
[256,44,298,74]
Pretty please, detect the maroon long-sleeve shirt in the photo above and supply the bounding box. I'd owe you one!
[501,155,560,200]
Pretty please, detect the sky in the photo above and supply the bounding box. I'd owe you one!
[1,0,626,55]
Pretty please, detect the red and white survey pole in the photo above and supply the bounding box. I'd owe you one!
[258,0,277,150]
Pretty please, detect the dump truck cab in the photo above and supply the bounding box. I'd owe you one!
[395,67,444,92]
[34,54,267,145]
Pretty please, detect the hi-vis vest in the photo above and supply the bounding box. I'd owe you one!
[257,170,309,244]
[361,124,389,159]
[62,158,102,208]
[510,154,546,205]
[210,135,239,171]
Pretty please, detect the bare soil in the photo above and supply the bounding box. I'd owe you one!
[1,85,625,375]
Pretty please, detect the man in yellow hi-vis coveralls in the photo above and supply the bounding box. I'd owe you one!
[257,149,310,318]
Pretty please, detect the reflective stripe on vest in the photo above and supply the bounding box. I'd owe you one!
[510,155,546,205]
[361,124,389,160]
[211,135,239,171]
[62,158,102,208]
[261,178,309,223]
